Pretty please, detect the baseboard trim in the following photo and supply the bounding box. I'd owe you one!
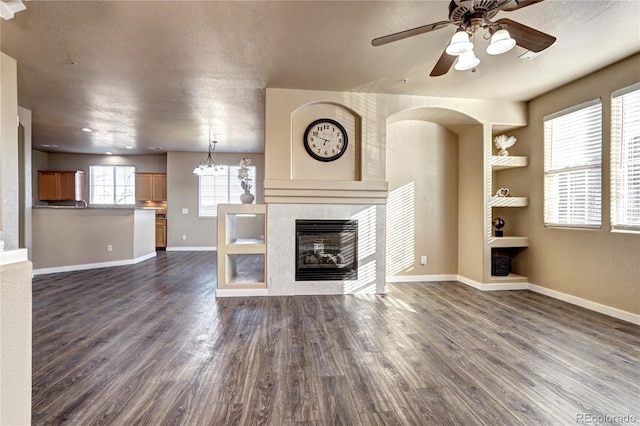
[528,283,640,326]
[33,252,157,276]
[456,275,529,291]
[215,288,268,298]
[386,274,458,283]
[166,246,216,252]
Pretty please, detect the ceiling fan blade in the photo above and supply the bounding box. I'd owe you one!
[496,18,556,52]
[372,21,451,46]
[430,49,456,77]
[500,0,545,11]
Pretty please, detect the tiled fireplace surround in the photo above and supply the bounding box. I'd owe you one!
[266,201,386,295]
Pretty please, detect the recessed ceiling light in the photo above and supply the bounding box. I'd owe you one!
[82,127,93,132]
[105,151,113,155]
[148,146,163,150]
[40,144,58,148]
[125,146,133,150]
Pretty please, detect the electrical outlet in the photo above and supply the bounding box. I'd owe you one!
[181,208,189,214]
[107,244,113,252]
[182,234,187,240]
[420,255,427,265]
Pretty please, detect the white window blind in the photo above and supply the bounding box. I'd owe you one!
[199,165,257,217]
[611,83,640,232]
[544,99,602,228]
[90,165,136,205]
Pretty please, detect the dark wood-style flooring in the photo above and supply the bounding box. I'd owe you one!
[32,252,640,425]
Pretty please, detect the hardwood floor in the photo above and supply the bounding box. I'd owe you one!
[32,252,640,425]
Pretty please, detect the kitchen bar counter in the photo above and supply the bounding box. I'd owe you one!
[32,207,156,274]
[33,204,163,210]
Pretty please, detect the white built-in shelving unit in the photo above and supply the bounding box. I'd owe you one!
[485,130,530,285]
[216,204,267,294]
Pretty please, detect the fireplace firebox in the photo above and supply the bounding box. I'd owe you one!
[295,220,358,281]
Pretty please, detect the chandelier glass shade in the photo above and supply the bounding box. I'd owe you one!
[193,140,221,176]
[454,50,480,71]
[486,29,516,55]
[445,30,473,56]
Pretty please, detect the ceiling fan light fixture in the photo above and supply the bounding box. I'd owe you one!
[454,51,480,71]
[486,29,516,55]
[445,31,473,56]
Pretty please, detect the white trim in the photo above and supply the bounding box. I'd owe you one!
[215,288,268,298]
[32,252,156,276]
[0,248,28,266]
[455,276,639,324]
[386,274,457,283]
[166,246,216,252]
[528,283,640,326]
[456,275,529,291]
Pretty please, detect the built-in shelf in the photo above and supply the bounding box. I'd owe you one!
[488,236,529,248]
[489,155,528,170]
[489,196,529,207]
[490,272,528,283]
[217,204,267,291]
[484,132,529,285]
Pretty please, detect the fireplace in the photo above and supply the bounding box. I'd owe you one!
[295,220,358,281]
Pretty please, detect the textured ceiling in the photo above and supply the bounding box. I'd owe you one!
[1,0,639,155]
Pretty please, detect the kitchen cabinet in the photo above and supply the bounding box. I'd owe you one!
[38,171,86,201]
[155,219,167,249]
[136,173,167,201]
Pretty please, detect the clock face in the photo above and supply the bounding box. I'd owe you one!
[303,119,348,162]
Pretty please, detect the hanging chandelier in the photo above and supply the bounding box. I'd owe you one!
[193,138,221,176]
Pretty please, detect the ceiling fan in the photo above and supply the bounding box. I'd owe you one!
[371,0,556,76]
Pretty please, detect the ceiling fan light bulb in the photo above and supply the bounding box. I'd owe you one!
[454,51,480,71]
[445,31,473,56]
[487,29,516,55]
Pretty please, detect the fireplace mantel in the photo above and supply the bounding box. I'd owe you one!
[264,179,388,205]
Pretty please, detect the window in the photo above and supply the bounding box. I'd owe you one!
[199,165,257,217]
[544,99,602,228]
[90,165,136,205]
[611,83,640,232]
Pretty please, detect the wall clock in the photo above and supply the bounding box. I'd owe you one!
[303,118,348,162]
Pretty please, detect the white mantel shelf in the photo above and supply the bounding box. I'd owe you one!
[264,180,389,205]
[488,236,529,248]
[489,155,529,170]
[0,249,28,266]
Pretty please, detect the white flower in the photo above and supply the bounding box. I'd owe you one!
[493,135,517,150]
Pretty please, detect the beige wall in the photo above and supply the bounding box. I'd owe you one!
[457,126,485,283]
[0,52,32,425]
[1,52,18,249]
[0,260,32,425]
[386,120,459,277]
[265,88,527,185]
[513,53,640,315]
[32,208,155,270]
[36,151,167,203]
[166,151,265,248]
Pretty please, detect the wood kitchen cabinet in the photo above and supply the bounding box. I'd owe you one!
[155,219,167,249]
[38,171,86,201]
[135,173,167,201]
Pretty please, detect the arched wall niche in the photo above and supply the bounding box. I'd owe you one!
[291,101,362,181]
[387,106,482,136]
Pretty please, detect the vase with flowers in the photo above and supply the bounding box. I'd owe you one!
[493,134,517,156]
[238,157,254,204]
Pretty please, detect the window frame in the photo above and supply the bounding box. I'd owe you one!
[543,98,603,229]
[198,164,257,218]
[611,83,640,233]
[89,164,136,206]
